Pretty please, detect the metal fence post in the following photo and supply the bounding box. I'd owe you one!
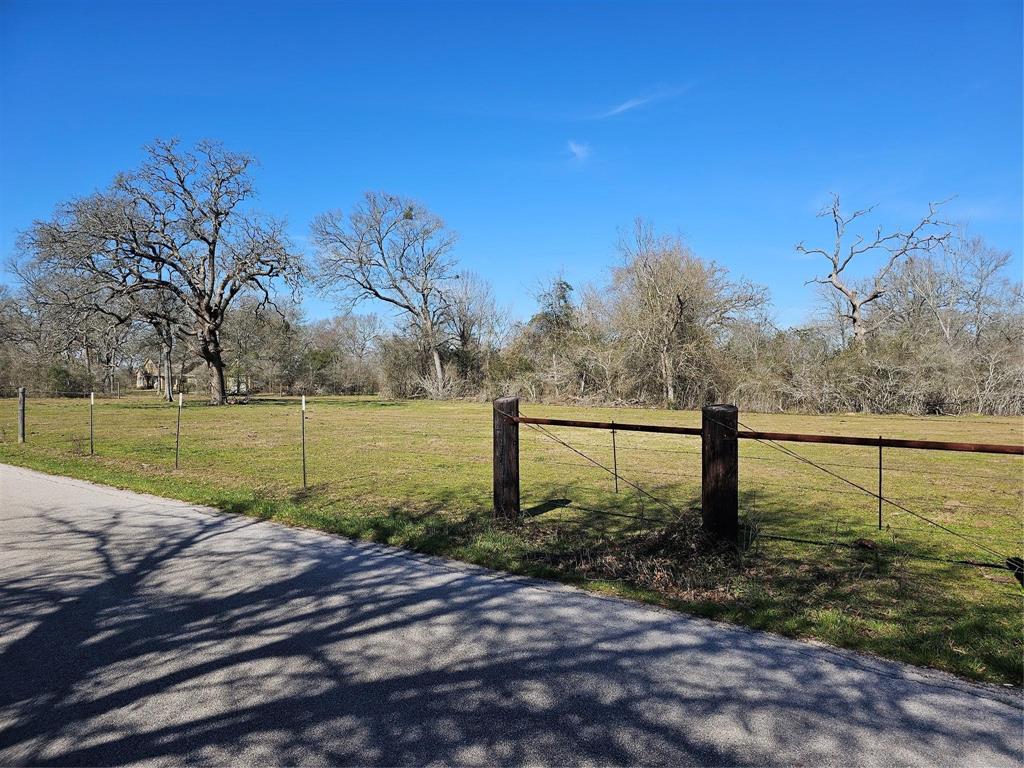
[701,403,738,544]
[878,435,883,530]
[301,395,307,490]
[17,387,26,443]
[175,393,183,469]
[89,392,95,456]
[611,422,619,493]
[493,397,520,522]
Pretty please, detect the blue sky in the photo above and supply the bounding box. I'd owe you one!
[1,0,1021,327]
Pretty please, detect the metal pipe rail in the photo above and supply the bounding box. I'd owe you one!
[511,415,1024,455]
[515,415,700,436]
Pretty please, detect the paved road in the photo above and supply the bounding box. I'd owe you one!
[0,464,1020,766]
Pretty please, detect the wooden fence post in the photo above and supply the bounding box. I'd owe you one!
[17,387,26,443]
[493,397,520,522]
[702,403,738,543]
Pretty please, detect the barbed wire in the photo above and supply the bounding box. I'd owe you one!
[514,407,1021,581]
[520,420,683,519]
[715,414,1014,565]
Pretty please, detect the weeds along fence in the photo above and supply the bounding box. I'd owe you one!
[491,397,1024,585]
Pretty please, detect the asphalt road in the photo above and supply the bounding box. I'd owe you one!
[0,463,1020,766]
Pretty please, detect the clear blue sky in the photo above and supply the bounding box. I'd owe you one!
[1,0,1021,326]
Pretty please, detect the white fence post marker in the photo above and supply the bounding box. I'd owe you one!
[175,393,183,469]
[301,395,307,489]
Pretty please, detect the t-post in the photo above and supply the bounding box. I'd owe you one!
[175,393,183,469]
[301,395,307,490]
[17,387,26,443]
[89,392,95,456]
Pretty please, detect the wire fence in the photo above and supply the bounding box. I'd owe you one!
[507,406,1023,585]
[0,391,503,495]
[3,391,1022,586]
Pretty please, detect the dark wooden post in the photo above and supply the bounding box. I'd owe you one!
[17,387,26,443]
[702,403,738,543]
[493,397,520,521]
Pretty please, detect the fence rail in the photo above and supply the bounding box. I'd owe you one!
[512,414,1024,455]
[499,399,1024,583]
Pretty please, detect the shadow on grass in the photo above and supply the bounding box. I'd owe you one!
[524,498,572,517]
[288,483,330,503]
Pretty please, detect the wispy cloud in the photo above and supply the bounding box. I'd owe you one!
[601,95,657,118]
[567,140,591,161]
[596,84,691,119]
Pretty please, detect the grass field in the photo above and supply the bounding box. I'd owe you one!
[1,393,1021,685]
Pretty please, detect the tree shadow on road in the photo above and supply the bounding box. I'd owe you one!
[0,499,1019,766]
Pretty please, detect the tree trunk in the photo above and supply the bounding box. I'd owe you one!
[199,324,228,405]
[849,298,869,344]
[162,349,173,401]
[431,347,444,390]
[209,357,227,404]
[661,349,675,407]
[851,310,867,344]
[161,338,173,402]
[103,353,115,393]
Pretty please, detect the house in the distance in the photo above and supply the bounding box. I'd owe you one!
[135,359,162,390]
[135,358,198,393]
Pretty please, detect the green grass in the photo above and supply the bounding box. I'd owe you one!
[1,393,1021,685]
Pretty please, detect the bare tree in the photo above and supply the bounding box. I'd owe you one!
[445,271,507,386]
[798,195,950,343]
[18,259,186,400]
[8,263,139,393]
[22,139,301,404]
[522,275,584,401]
[311,192,458,391]
[612,219,766,406]
[951,234,1014,347]
[304,313,382,394]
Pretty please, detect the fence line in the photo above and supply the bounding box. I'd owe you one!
[513,414,1024,455]
[721,413,1012,564]
[5,390,1021,582]
[496,400,1024,584]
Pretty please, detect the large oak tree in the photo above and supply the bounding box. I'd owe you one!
[23,139,301,404]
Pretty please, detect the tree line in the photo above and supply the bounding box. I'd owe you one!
[1,139,1021,415]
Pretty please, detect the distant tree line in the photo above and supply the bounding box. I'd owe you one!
[2,139,1021,415]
